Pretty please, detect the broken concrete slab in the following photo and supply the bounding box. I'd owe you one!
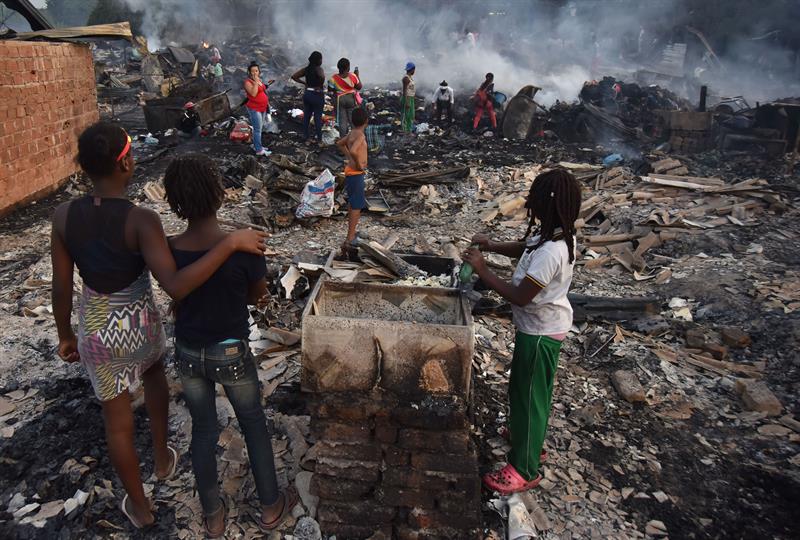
[735,379,782,416]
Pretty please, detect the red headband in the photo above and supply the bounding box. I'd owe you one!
[116,133,132,162]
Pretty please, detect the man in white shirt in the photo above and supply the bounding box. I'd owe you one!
[433,81,454,123]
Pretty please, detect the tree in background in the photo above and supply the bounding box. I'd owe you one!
[87,0,142,34]
[43,0,97,27]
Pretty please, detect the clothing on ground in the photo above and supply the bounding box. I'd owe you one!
[78,271,166,401]
[508,332,561,480]
[510,232,575,335]
[345,173,367,210]
[175,339,279,514]
[171,249,266,346]
[365,124,390,153]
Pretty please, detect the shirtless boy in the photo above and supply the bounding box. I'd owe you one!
[335,107,369,256]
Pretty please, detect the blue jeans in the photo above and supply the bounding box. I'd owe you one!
[303,89,324,141]
[175,339,279,515]
[247,108,269,152]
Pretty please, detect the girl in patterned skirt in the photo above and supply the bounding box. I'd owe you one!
[50,122,267,528]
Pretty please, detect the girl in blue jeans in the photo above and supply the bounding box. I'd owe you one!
[164,154,297,537]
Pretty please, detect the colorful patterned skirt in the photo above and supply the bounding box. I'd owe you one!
[77,272,166,401]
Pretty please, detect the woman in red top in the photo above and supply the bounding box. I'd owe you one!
[244,62,274,157]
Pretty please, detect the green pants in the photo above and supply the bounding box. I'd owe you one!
[401,96,415,132]
[508,332,561,480]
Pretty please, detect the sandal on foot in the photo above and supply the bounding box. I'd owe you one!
[203,497,227,539]
[254,486,299,532]
[497,427,548,463]
[120,494,152,529]
[156,445,179,481]
[483,464,542,495]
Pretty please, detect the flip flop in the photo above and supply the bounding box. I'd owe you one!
[120,494,151,529]
[203,497,227,539]
[482,464,542,495]
[497,427,548,464]
[254,486,299,532]
[156,445,179,481]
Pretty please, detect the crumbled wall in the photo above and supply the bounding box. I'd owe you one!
[0,40,99,216]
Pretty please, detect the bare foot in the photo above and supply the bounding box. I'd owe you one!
[205,503,225,537]
[125,496,155,527]
[154,447,176,480]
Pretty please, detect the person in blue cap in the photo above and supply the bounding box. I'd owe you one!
[401,62,416,132]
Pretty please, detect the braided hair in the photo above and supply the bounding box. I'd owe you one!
[76,122,128,178]
[163,153,225,220]
[520,169,582,263]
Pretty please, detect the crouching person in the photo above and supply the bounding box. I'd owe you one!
[163,154,297,536]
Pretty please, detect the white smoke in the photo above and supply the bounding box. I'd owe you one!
[118,0,800,105]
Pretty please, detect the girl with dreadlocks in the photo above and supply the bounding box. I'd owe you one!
[163,154,297,536]
[463,169,581,494]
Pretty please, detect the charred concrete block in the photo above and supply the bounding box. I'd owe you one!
[301,281,473,398]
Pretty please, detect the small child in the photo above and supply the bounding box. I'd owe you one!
[164,154,296,537]
[335,107,369,257]
[462,169,581,494]
[50,122,266,529]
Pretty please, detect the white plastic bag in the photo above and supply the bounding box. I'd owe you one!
[295,169,335,218]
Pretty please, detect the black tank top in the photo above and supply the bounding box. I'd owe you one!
[305,65,324,89]
[64,196,146,293]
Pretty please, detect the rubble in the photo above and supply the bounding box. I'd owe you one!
[0,18,799,539]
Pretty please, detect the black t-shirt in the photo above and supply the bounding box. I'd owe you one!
[171,249,266,345]
[179,110,200,133]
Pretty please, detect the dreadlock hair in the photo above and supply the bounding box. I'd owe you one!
[77,122,128,179]
[163,153,225,220]
[520,169,582,263]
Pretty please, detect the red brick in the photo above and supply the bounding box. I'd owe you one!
[375,424,398,444]
[383,446,410,466]
[317,500,396,525]
[379,486,435,509]
[408,507,480,530]
[315,459,380,483]
[382,467,449,491]
[313,441,382,462]
[410,449,478,474]
[310,474,373,500]
[313,420,372,443]
[398,429,470,453]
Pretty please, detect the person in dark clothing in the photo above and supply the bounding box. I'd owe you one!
[178,102,201,138]
[164,154,297,537]
[50,122,267,530]
[291,51,325,144]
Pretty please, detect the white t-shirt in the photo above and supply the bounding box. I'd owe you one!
[510,233,574,336]
[434,86,454,103]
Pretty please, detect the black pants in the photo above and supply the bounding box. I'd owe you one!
[435,100,452,122]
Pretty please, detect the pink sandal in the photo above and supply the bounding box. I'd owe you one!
[497,427,548,463]
[483,464,542,494]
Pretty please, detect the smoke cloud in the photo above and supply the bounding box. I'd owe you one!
[119,0,800,106]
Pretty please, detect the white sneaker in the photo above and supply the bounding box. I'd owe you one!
[255,149,272,157]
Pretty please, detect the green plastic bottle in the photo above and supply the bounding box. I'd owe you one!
[458,244,479,283]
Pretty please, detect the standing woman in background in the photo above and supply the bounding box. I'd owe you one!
[244,62,274,157]
[291,51,326,144]
[401,62,416,132]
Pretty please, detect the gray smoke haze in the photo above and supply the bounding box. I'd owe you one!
[120,0,800,106]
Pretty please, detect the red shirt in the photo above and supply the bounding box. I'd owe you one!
[245,79,268,112]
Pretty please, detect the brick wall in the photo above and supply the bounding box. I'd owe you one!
[0,40,99,216]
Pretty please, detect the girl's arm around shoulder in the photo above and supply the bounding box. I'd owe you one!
[129,207,267,301]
